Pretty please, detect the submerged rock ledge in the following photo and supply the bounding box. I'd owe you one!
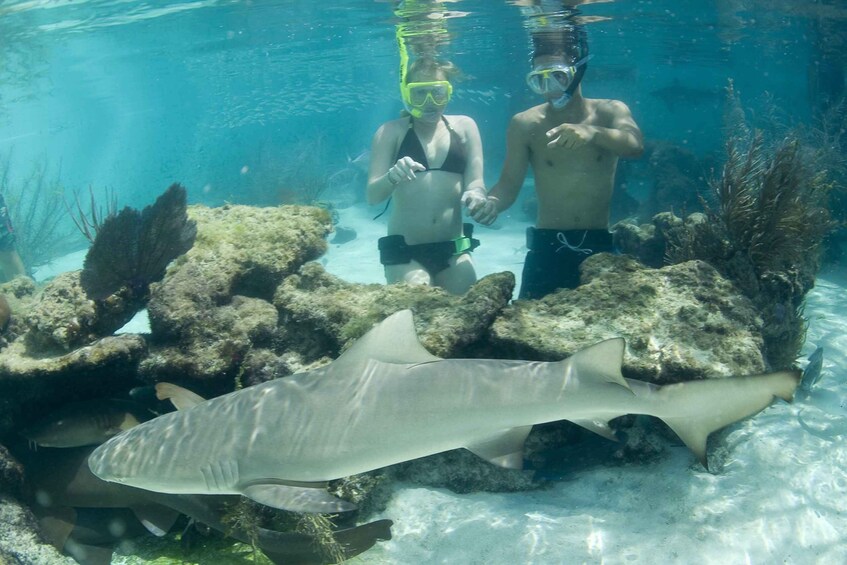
[490,253,765,383]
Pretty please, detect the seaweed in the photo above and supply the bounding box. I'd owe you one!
[0,155,73,270]
[665,82,835,369]
[81,183,197,301]
[65,185,118,244]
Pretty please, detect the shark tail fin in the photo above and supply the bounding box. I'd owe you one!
[647,370,800,469]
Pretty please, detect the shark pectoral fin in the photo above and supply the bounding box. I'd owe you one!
[130,504,180,536]
[36,506,78,550]
[573,419,618,442]
[466,426,533,470]
[567,338,632,392]
[242,482,357,513]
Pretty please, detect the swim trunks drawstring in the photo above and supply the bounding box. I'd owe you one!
[555,231,593,255]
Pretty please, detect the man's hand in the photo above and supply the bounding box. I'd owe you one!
[462,188,499,226]
[546,124,596,149]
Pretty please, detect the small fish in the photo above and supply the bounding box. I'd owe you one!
[20,399,154,448]
[799,346,824,393]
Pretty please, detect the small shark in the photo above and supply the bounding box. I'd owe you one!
[20,399,154,449]
[89,310,799,513]
[23,445,391,565]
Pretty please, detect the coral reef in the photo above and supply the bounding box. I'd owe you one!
[389,449,539,495]
[0,334,146,438]
[0,195,797,564]
[0,495,76,565]
[663,133,833,369]
[612,211,694,268]
[273,262,515,360]
[140,204,332,385]
[488,253,764,384]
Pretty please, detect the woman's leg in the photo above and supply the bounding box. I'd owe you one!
[434,253,477,295]
[385,260,432,286]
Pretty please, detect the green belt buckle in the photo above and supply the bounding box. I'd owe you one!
[453,236,471,254]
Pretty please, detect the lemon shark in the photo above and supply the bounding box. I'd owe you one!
[89,310,799,513]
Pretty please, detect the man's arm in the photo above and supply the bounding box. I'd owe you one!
[466,115,531,225]
[591,100,643,157]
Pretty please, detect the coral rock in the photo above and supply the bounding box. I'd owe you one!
[0,495,77,565]
[140,204,332,385]
[489,253,764,383]
[274,262,515,360]
[23,272,98,354]
[0,334,146,439]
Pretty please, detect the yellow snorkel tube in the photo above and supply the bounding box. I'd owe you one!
[396,22,452,119]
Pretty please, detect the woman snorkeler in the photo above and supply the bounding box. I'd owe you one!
[366,56,487,295]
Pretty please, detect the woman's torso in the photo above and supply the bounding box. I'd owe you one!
[386,115,468,244]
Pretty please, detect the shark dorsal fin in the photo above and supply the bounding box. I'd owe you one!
[567,338,631,392]
[336,310,441,365]
[155,382,206,411]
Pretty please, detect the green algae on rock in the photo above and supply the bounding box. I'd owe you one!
[140,204,332,384]
[489,253,765,384]
[273,262,515,360]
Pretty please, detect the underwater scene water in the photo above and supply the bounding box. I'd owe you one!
[1,0,846,564]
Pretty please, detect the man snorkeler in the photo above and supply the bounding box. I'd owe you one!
[465,26,643,299]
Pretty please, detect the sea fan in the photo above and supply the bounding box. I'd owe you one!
[81,183,197,300]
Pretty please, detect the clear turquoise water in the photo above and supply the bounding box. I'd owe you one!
[0,0,834,214]
[3,2,847,563]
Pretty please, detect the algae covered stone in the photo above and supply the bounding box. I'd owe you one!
[490,253,764,383]
[140,204,331,384]
[274,262,515,359]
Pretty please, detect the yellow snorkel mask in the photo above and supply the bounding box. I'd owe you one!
[402,80,453,110]
[397,27,452,118]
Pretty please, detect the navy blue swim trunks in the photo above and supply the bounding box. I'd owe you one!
[518,227,614,300]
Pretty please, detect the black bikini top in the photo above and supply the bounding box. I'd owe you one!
[395,116,467,175]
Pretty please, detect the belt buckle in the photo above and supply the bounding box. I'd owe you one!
[453,237,471,254]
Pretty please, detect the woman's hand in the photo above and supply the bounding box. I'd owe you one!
[388,156,426,184]
[462,188,499,226]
